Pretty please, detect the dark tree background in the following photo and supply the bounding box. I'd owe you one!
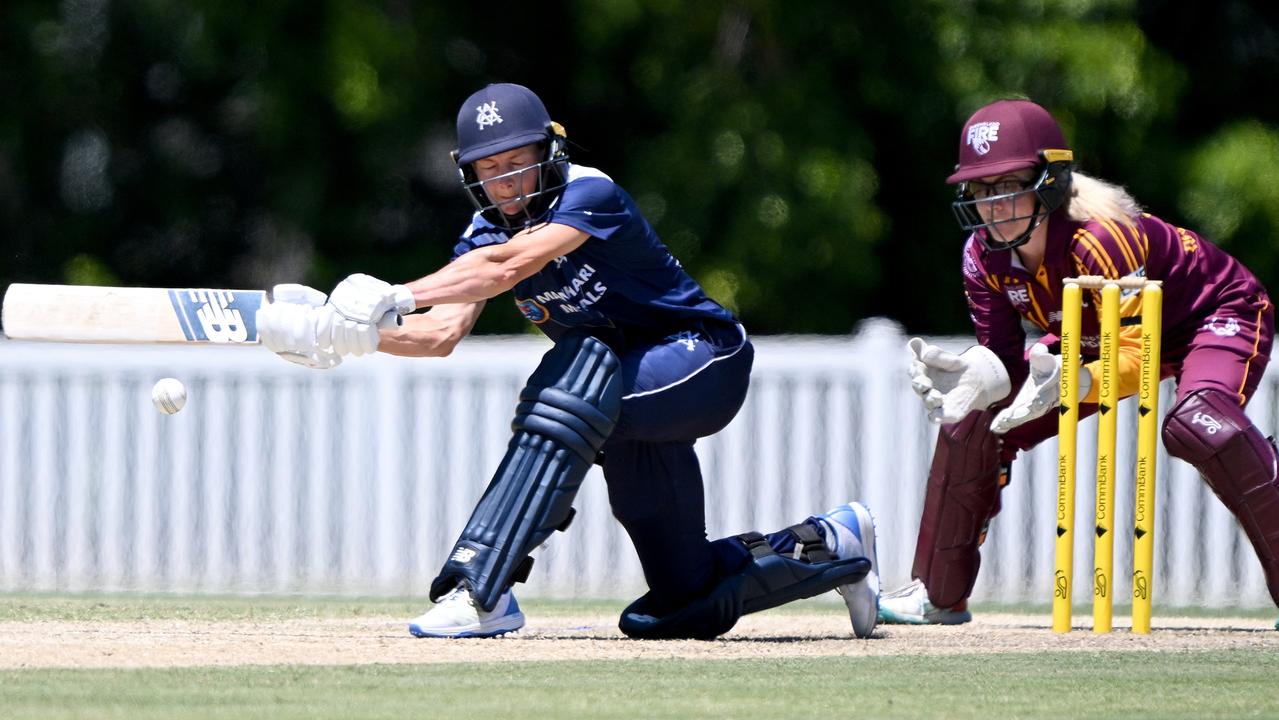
[3,1,1277,336]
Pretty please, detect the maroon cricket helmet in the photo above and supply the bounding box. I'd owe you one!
[946,100,1070,184]
[947,100,1075,251]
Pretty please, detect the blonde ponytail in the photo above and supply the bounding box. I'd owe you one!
[1066,172,1143,226]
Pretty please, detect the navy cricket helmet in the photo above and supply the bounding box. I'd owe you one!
[948,99,1074,251]
[453,83,569,230]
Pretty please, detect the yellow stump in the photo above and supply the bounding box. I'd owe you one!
[1054,282,1082,634]
[1094,283,1121,633]
[1132,285,1163,634]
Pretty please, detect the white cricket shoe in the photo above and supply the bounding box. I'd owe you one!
[408,585,525,638]
[876,578,972,625]
[817,501,880,639]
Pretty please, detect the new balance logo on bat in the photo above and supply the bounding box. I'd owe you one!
[167,289,262,343]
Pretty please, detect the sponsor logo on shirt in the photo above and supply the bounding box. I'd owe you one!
[534,262,609,316]
[1203,316,1240,337]
[666,330,700,351]
[1175,226,1199,253]
[515,297,550,324]
[1006,285,1031,308]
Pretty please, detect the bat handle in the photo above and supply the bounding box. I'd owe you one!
[376,310,402,330]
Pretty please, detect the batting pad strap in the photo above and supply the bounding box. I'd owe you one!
[785,522,833,563]
[430,334,621,612]
[736,532,771,559]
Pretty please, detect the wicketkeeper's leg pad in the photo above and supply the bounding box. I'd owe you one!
[1163,388,1279,605]
[430,333,621,612]
[617,525,871,640]
[911,409,1006,610]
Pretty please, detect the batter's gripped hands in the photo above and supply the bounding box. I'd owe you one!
[327,273,416,325]
[907,337,1012,425]
[257,284,344,370]
[989,344,1092,434]
[323,274,417,358]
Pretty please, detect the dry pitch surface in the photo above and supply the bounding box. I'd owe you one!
[3,611,1276,669]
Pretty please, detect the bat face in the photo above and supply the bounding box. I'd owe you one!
[166,289,263,343]
[2,284,267,345]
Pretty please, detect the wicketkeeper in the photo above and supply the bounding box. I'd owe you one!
[881,99,1279,626]
[256,83,882,639]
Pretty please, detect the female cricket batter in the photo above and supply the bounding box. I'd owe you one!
[882,99,1279,625]
[257,83,880,639]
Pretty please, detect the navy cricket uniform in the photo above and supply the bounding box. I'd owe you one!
[452,164,754,606]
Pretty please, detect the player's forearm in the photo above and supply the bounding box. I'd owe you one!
[377,307,477,357]
[405,246,539,307]
[377,330,455,357]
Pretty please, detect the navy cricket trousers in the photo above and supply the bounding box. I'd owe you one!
[600,322,753,612]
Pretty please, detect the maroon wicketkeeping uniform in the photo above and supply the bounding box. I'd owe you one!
[970,209,1273,452]
[911,99,1279,615]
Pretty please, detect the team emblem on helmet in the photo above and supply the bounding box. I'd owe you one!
[966,121,1000,155]
[515,297,550,324]
[476,101,503,130]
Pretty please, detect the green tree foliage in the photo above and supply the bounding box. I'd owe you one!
[2,1,1276,334]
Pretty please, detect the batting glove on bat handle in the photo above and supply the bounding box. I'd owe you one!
[270,283,328,307]
[324,309,399,358]
[257,297,344,370]
[327,273,415,325]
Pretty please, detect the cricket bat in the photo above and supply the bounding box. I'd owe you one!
[2,283,266,344]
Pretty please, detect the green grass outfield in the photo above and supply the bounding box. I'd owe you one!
[2,594,1277,720]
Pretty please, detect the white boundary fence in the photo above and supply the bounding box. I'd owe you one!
[1,319,1276,608]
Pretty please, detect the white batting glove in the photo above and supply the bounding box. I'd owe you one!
[272,283,328,307]
[327,273,415,325]
[907,337,1012,424]
[990,345,1093,434]
[328,315,382,357]
[257,284,343,370]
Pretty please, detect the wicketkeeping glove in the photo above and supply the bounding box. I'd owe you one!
[907,337,1012,424]
[989,344,1093,434]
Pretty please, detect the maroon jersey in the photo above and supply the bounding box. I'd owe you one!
[962,209,1272,405]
